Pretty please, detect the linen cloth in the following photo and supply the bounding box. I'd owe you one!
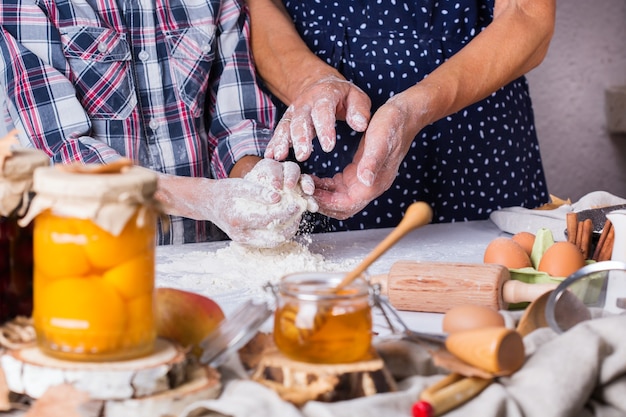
[179,313,626,417]
[489,191,626,241]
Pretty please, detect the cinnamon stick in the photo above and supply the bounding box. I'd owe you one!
[592,220,612,261]
[598,225,615,261]
[580,219,593,259]
[575,221,584,252]
[566,212,578,244]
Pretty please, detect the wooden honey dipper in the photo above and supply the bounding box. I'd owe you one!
[336,201,434,289]
[289,202,434,340]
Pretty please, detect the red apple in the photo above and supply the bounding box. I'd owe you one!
[154,287,225,358]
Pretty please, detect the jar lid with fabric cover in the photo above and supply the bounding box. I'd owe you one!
[20,164,158,235]
[0,147,50,217]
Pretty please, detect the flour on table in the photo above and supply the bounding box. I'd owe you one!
[156,239,358,306]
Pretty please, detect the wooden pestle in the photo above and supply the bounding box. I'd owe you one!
[444,326,524,375]
[413,291,536,417]
[371,261,557,313]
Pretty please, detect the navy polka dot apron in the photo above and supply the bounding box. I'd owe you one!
[277,0,549,233]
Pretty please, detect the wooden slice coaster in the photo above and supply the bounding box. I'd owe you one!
[251,348,396,406]
[5,364,221,417]
[1,338,189,400]
[102,365,221,417]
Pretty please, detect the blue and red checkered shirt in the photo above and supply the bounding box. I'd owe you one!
[0,0,276,244]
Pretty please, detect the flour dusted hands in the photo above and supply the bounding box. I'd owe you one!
[244,159,318,213]
[264,75,371,162]
[266,81,419,220]
[262,74,418,220]
[155,160,316,248]
[233,159,317,247]
[314,93,419,219]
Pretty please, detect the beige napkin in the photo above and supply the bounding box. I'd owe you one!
[489,191,626,241]
[179,313,626,417]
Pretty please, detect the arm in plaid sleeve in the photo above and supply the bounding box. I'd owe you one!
[0,0,125,163]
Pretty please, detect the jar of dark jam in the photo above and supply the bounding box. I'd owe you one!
[0,141,50,323]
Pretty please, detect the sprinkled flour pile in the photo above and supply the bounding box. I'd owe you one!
[156,239,358,304]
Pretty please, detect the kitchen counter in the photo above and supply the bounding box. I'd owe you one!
[155,219,506,335]
[1,220,508,417]
[8,218,625,417]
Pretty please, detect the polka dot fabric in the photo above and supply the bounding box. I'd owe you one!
[277,0,549,233]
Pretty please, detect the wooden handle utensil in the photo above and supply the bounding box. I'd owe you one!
[413,373,492,417]
[444,326,524,375]
[292,202,433,344]
[413,289,553,417]
[336,201,433,289]
[372,261,557,312]
[412,326,524,417]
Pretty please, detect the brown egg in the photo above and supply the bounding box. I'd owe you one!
[537,241,585,277]
[442,304,505,334]
[483,237,532,269]
[512,231,535,256]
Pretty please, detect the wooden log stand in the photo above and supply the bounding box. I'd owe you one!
[0,338,221,416]
[250,347,397,407]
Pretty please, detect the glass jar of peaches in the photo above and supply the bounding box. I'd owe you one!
[21,162,159,361]
[270,272,373,364]
[0,134,50,324]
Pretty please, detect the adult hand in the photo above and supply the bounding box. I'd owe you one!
[264,75,372,162]
[313,94,419,219]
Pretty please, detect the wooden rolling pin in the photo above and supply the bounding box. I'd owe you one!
[371,261,557,313]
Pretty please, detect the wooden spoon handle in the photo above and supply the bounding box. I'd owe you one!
[416,373,492,417]
[337,201,433,288]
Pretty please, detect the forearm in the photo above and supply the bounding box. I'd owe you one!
[155,157,263,220]
[154,174,214,221]
[247,0,344,104]
[399,0,556,134]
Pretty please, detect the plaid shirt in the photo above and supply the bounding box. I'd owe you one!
[0,0,276,244]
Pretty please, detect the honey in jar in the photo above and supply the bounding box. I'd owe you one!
[0,136,50,323]
[21,164,159,361]
[271,272,373,364]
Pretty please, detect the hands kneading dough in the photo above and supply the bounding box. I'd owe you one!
[204,159,317,248]
[233,159,317,248]
[154,160,316,248]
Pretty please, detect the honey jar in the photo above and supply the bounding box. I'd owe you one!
[21,164,159,361]
[270,272,373,364]
[0,144,50,323]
